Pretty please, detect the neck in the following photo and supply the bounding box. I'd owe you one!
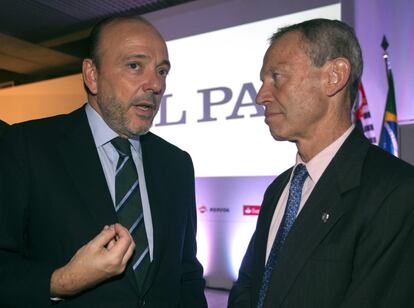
[296,120,351,162]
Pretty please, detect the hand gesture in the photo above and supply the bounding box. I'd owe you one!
[50,223,135,297]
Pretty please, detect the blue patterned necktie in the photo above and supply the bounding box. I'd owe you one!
[257,164,309,308]
[111,137,150,289]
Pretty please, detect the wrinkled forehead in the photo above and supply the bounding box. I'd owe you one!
[269,31,303,53]
[263,32,303,63]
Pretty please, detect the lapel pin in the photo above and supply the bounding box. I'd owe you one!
[321,212,330,223]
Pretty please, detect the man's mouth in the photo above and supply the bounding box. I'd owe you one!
[265,111,283,117]
[135,103,154,111]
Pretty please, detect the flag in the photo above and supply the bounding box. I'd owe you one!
[353,83,377,144]
[379,69,398,157]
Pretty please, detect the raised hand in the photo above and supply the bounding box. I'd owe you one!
[50,223,135,297]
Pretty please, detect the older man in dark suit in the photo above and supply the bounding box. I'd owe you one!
[0,16,206,307]
[228,19,414,308]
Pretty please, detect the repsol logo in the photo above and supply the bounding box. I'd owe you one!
[198,205,230,214]
[209,207,230,213]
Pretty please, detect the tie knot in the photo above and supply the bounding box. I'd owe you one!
[292,164,308,185]
[111,137,132,157]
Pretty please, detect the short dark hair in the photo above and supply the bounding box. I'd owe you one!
[270,18,363,107]
[87,15,149,69]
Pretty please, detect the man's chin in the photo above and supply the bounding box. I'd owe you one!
[271,132,296,144]
[128,123,152,138]
[272,135,288,142]
[270,130,287,142]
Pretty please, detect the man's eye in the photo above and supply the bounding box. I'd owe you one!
[272,72,280,80]
[128,63,140,70]
[159,68,169,77]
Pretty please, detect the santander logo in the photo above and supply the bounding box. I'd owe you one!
[243,205,261,216]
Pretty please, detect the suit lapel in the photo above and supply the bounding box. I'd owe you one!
[242,169,292,307]
[253,169,292,279]
[57,106,118,228]
[265,129,370,307]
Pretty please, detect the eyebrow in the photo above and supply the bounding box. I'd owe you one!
[125,54,147,61]
[159,59,171,69]
[126,54,170,68]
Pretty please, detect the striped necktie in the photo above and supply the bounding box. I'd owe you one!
[111,137,150,289]
[257,164,309,308]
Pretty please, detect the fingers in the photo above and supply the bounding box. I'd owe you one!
[122,237,136,265]
[109,224,134,255]
[96,223,136,266]
[105,224,131,251]
[93,225,117,248]
[107,224,135,266]
[106,238,116,250]
[51,224,137,297]
[114,223,131,239]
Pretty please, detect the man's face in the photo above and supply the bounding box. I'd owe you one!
[256,32,327,143]
[87,20,170,138]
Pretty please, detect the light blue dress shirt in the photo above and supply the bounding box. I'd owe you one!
[85,104,154,260]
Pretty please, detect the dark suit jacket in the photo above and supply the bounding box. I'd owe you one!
[0,106,207,308]
[228,129,414,308]
[0,119,8,137]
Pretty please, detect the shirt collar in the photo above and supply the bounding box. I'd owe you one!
[85,103,141,153]
[296,124,354,185]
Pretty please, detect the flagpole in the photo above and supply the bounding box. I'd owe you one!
[379,36,388,145]
[381,36,390,77]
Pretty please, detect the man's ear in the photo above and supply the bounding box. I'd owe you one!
[324,57,351,97]
[82,59,98,95]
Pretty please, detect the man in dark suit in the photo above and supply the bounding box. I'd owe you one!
[0,16,206,307]
[0,119,8,136]
[228,19,414,308]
